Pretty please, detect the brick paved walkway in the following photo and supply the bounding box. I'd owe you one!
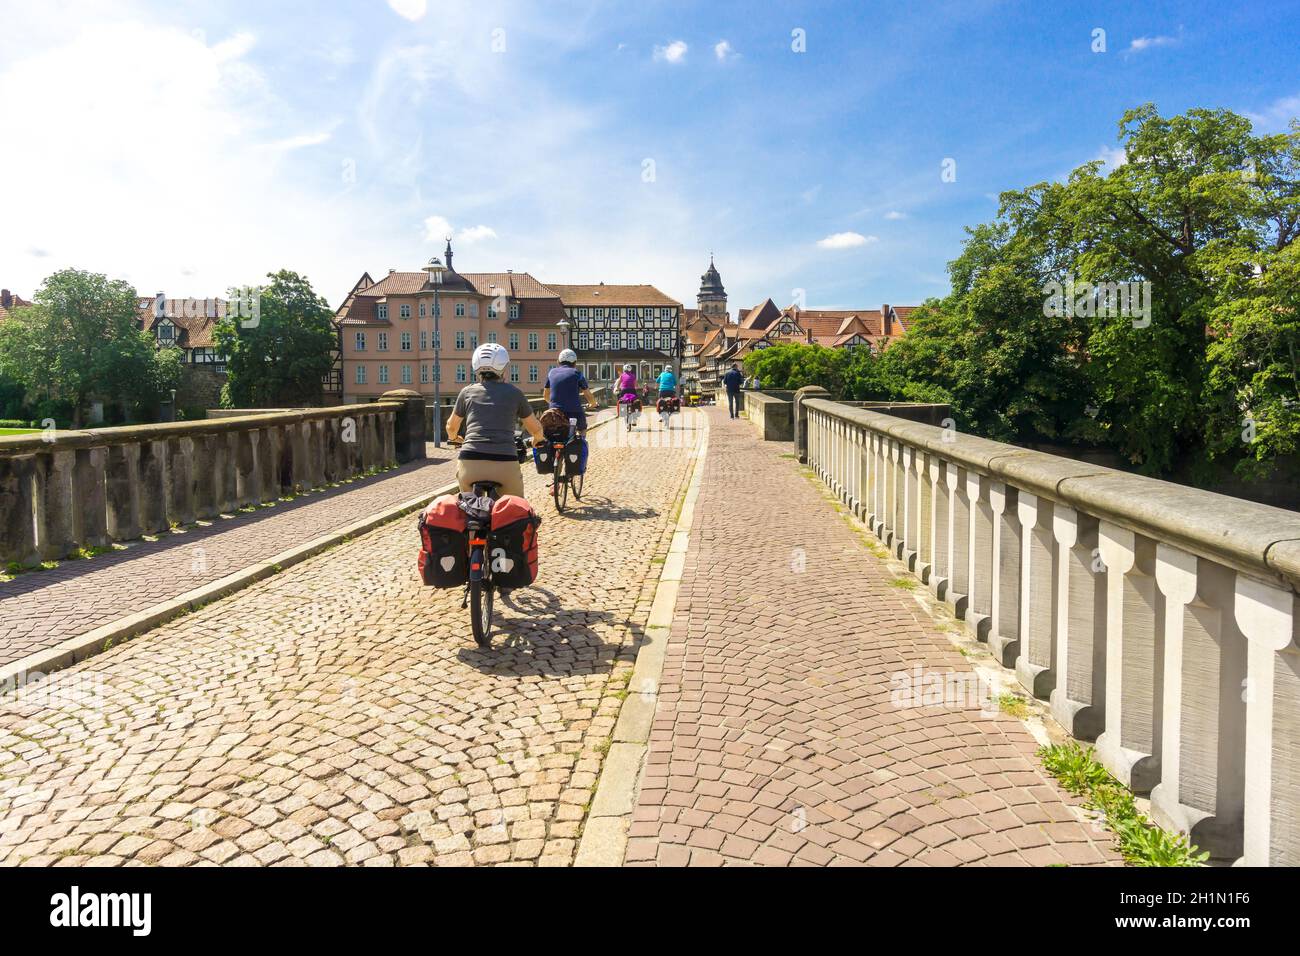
[0,444,462,668]
[0,410,695,866]
[625,407,1121,867]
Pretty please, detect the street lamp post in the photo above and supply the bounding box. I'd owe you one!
[423,257,447,448]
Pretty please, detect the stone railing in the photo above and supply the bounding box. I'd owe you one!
[0,392,426,566]
[743,390,795,441]
[803,398,1300,867]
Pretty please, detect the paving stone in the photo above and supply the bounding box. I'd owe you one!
[0,412,685,868]
[626,410,1122,868]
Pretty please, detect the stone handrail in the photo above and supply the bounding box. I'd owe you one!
[0,399,421,567]
[803,397,1300,867]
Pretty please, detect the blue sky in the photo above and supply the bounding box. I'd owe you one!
[1,0,1297,314]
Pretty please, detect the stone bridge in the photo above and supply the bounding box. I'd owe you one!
[0,392,1294,867]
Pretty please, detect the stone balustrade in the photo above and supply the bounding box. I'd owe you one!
[803,398,1300,866]
[0,392,426,567]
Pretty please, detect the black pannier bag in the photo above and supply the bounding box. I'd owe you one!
[532,443,556,474]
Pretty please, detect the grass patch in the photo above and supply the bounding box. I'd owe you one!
[1039,742,1208,867]
[0,428,39,436]
[996,693,1031,719]
[887,576,917,590]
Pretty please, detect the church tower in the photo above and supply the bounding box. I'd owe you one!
[696,255,727,327]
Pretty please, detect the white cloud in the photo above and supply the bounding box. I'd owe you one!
[1096,145,1128,169]
[457,225,498,243]
[654,40,688,64]
[1246,93,1300,133]
[423,217,497,245]
[257,129,335,153]
[1127,34,1178,53]
[212,31,257,63]
[423,216,455,242]
[884,210,907,220]
[714,40,738,62]
[817,232,878,250]
[0,20,349,296]
[387,0,428,22]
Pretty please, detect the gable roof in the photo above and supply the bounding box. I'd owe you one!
[334,269,563,326]
[740,298,780,330]
[544,283,682,308]
[135,297,224,349]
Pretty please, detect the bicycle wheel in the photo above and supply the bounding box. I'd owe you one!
[572,468,584,501]
[552,452,567,513]
[470,579,493,648]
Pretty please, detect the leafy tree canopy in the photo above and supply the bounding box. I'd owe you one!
[214,269,336,408]
[0,268,180,426]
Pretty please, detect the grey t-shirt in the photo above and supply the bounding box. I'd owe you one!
[453,379,533,459]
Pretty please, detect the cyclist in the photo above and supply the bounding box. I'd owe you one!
[616,363,638,401]
[543,348,598,435]
[656,365,677,399]
[445,343,546,499]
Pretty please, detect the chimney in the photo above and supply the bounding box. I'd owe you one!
[1,289,10,309]
[389,268,396,275]
[882,304,891,335]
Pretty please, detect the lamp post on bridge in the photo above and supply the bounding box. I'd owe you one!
[423,256,447,448]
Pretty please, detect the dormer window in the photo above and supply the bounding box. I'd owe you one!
[157,320,175,342]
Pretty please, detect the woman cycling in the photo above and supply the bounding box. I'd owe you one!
[656,366,677,398]
[616,364,639,403]
[445,343,546,499]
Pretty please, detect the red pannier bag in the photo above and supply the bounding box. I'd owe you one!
[489,495,541,588]
[418,494,469,587]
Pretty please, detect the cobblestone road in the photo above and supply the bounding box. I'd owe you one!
[0,411,696,866]
[0,444,459,668]
[625,408,1121,867]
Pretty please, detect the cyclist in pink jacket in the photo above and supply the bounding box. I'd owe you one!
[616,365,638,403]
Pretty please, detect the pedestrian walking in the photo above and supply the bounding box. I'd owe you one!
[722,362,745,419]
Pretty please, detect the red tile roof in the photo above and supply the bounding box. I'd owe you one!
[543,283,682,308]
[0,289,31,323]
[135,297,226,349]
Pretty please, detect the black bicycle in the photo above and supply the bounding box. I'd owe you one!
[460,479,499,648]
[549,417,588,514]
[457,435,532,648]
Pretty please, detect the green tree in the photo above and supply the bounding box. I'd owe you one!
[864,104,1299,480]
[742,343,849,394]
[215,270,336,407]
[0,268,177,426]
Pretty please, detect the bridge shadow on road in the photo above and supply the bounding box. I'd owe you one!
[455,586,642,678]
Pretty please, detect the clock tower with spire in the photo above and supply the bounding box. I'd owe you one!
[696,254,727,327]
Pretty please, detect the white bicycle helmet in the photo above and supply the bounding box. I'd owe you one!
[558,348,578,364]
[622,363,634,372]
[472,342,510,374]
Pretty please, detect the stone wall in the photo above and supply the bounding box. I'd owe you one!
[803,397,1300,867]
[743,390,795,441]
[0,393,424,566]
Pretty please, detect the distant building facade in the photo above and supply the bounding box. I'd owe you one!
[546,283,683,389]
[697,299,915,391]
[336,242,567,404]
[135,294,232,409]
